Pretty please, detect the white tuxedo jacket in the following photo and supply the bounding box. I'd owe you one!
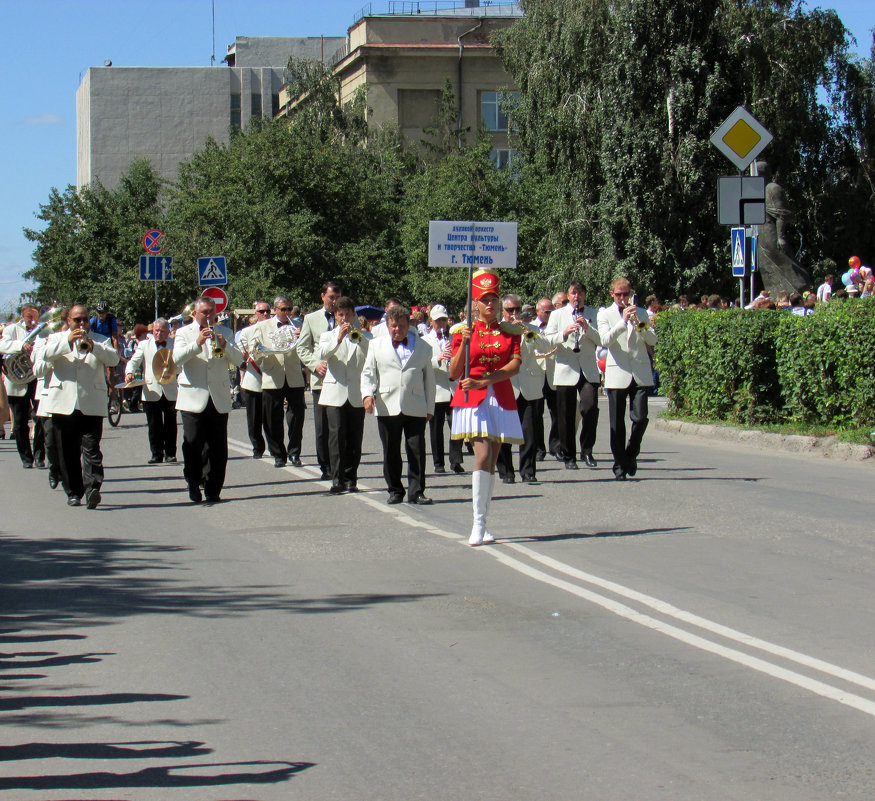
[237,323,263,393]
[248,317,304,389]
[511,322,549,401]
[361,334,435,418]
[173,321,242,414]
[421,330,455,404]
[544,304,602,385]
[316,329,371,407]
[296,308,336,391]
[127,336,178,402]
[35,330,120,416]
[596,304,657,389]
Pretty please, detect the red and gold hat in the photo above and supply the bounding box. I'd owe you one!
[471,269,500,302]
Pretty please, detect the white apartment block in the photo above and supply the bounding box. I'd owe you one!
[76,36,344,190]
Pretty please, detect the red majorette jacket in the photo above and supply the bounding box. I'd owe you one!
[450,319,521,410]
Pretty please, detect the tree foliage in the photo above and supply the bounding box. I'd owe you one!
[495,0,872,303]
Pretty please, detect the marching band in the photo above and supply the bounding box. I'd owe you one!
[1,277,657,536]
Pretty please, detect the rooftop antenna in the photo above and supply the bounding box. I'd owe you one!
[211,0,216,65]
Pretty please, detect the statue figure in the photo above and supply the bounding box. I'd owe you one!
[755,160,811,295]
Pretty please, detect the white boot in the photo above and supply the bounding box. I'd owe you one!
[469,470,489,546]
[482,470,496,544]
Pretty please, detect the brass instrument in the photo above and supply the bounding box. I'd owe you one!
[209,324,224,359]
[77,333,93,354]
[3,308,65,385]
[168,303,196,325]
[633,317,649,332]
[348,328,362,343]
[524,328,538,342]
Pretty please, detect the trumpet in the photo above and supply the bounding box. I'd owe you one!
[348,328,362,343]
[633,317,650,332]
[77,334,94,354]
[209,325,224,359]
[524,328,538,342]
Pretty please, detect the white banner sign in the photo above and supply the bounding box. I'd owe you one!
[428,221,518,269]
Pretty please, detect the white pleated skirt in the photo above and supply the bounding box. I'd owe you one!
[451,386,523,444]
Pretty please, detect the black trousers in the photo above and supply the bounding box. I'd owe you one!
[143,395,177,460]
[325,401,366,487]
[262,384,305,460]
[310,389,330,474]
[243,388,266,456]
[541,381,561,457]
[556,377,600,461]
[53,411,103,499]
[497,394,543,481]
[377,413,427,498]
[606,381,650,473]
[429,401,463,469]
[42,415,61,482]
[181,400,228,497]
[8,382,44,465]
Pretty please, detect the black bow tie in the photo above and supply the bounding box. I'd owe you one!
[277,321,291,327]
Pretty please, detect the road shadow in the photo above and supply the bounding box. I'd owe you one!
[503,526,692,542]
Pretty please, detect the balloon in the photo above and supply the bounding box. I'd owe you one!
[597,357,607,374]
[849,255,861,270]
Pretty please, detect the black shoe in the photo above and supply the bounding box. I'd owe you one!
[535,450,546,461]
[328,484,346,495]
[522,475,539,485]
[165,455,177,463]
[626,457,637,477]
[253,451,264,459]
[48,472,59,490]
[86,488,101,510]
[204,495,222,504]
[434,465,446,474]
[35,459,47,469]
[320,471,331,481]
[22,461,33,469]
[67,496,81,507]
[408,494,433,505]
[290,457,303,467]
[387,493,404,505]
[345,482,359,493]
[614,472,627,481]
[189,487,203,504]
[274,458,287,468]
[148,456,163,464]
[582,452,597,468]
[501,475,515,484]
[564,460,579,470]
[451,464,465,474]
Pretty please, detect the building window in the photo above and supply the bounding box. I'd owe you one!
[481,91,519,132]
[489,148,516,170]
[272,93,280,118]
[230,93,241,131]
[251,93,262,118]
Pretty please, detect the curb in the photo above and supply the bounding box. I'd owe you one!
[654,416,874,462]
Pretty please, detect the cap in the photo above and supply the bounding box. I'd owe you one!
[429,304,448,320]
[96,300,108,312]
[471,270,500,302]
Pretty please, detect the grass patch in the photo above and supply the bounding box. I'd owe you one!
[658,409,875,445]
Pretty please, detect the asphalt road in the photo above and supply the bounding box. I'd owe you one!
[1,395,874,800]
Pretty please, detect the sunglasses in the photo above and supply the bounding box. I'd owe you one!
[276,307,292,312]
[71,316,89,323]
[256,309,270,314]
[504,306,521,313]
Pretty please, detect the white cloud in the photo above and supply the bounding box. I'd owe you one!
[21,114,65,126]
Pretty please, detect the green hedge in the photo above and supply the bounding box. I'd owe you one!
[653,300,875,429]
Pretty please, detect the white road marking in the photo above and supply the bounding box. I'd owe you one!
[226,436,875,717]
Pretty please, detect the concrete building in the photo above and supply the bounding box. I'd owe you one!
[76,36,344,190]
[279,3,522,164]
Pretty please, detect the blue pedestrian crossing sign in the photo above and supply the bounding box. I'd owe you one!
[730,227,746,277]
[139,255,173,281]
[198,256,227,286]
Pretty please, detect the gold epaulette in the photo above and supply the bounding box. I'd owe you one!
[449,322,467,335]
[498,321,527,336]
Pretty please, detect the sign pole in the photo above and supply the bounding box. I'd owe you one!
[749,161,759,304]
[463,223,476,402]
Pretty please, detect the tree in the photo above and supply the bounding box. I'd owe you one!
[495,0,867,302]
[24,159,168,323]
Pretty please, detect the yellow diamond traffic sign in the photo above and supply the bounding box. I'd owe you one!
[710,106,773,171]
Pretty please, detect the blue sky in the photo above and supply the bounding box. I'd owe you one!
[0,0,871,312]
